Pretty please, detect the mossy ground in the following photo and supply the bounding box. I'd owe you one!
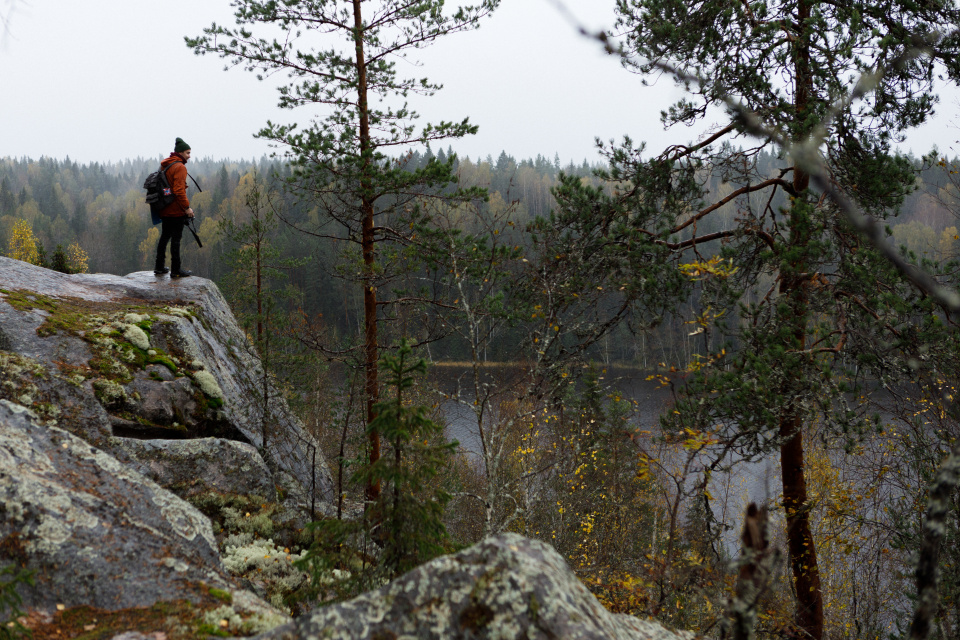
[186,491,321,615]
[188,492,284,541]
[0,290,198,380]
[20,595,262,639]
[0,289,223,431]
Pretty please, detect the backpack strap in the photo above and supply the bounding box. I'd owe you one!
[162,161,202,192]
[161,160,182,177]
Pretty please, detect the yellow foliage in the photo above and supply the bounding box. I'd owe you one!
[586,571,652,614]
[67,242,89,274]
[678,256,738,280]
[139,227,160,268]
[7,219,40,265]
[803,440,892,638]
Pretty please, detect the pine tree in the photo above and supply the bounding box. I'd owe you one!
[356,339,454,576]
[188,0,497,503]
[34,242,48,269]
[211,164,230,214]
[551,2,960,637]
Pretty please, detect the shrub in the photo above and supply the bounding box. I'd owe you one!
[0,563,34,640]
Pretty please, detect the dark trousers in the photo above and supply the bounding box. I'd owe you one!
[155,217,186,272]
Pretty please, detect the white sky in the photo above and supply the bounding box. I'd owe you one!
[1,0,958,166]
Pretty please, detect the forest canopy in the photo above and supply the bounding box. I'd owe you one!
[6,0,960,637]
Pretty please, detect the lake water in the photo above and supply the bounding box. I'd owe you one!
[429,363,778,549]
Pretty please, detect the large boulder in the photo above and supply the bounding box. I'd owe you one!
[106,436,279,502]
[0,400,227,609]
[0,257,333,511]
[256,533,693,640]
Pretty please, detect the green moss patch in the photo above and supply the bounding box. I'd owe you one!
[24,600,212,640]
[187,492,279,540]
[208,587,233,604]
[148,351,179,374]
[0,289,59,314]
[23,594,286,639]
[0,289,197,390]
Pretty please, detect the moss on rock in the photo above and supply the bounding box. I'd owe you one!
[92,378,127,408]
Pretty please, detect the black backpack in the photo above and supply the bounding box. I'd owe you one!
[143,161,182,224]
[143,162,202,224]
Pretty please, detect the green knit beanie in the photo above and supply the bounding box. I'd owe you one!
[174,137,191,153]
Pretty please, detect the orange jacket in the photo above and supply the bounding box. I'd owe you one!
[159,153,191,218]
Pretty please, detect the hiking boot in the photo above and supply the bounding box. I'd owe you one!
[154,267,169,276]
[170,270,193,278]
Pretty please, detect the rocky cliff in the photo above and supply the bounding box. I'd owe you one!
[0,256,334,511]
[0,259,694,640]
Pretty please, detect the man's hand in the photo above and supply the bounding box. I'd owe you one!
[186,208,195,218]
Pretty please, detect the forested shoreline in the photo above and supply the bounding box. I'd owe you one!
[7,144,960,637]
[7,0,960,633]
[3,149,958,366]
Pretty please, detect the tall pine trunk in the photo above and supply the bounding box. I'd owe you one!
[779,2,824,636]
[353,0,381,504]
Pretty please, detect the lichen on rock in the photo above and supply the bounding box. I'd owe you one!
[0,400,235,611]
[92,378,127,408]
[258,534,696,640]
[123,323,151,350]
[0,258,334,540]
[192,370,224,401]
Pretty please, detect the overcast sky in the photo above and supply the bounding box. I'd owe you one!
[1,0,958,166]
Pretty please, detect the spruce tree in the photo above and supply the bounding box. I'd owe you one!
[550,2,960,637]
[188,0,497,503]
[0,178,14,216]
[297,339,454,595]
[51,244,71,274]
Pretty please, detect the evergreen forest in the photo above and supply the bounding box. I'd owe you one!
[6,0,960,638]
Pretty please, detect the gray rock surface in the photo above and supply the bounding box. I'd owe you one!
[256,533,694,640]
[107,437,279,502]
[0,400,226,609]
[0,256,333,509]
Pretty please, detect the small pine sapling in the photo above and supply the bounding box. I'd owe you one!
[297,339,455,598]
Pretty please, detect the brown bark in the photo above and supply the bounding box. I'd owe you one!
[780,412,823,640]
[778,3,824,636]
[353,0,380,503]
[256,232,265,447]
[256,237,263,344]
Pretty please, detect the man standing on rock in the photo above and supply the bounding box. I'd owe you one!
[154,137,195,278]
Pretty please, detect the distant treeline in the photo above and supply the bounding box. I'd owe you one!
[2,148,958,364]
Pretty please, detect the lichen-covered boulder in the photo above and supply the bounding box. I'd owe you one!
[256,533,694,640]
[0,400,224,609]
[1,400,292,636]
[105,436,279,502]
[0,256,333,512]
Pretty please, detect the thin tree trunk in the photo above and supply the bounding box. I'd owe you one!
[256,230,263,344]
[352,0,380,504]
[257,227,266,447]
